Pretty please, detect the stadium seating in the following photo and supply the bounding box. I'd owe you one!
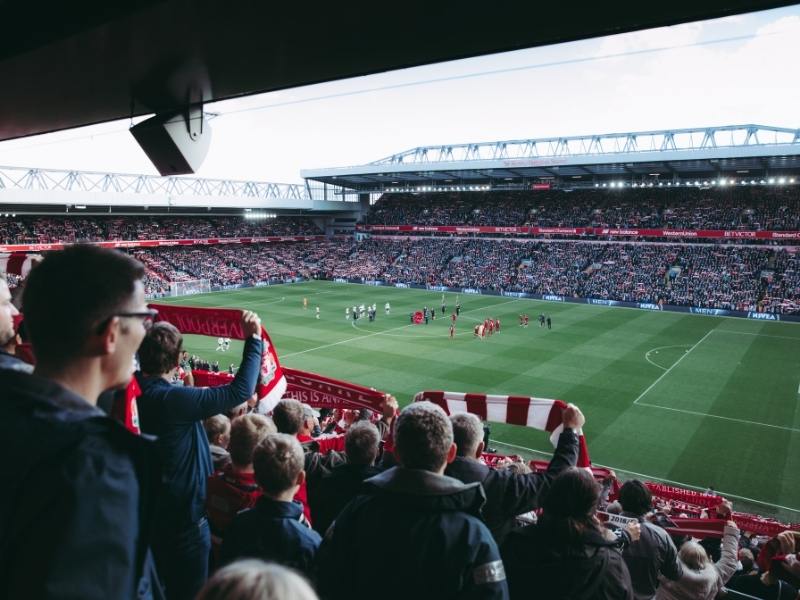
[365,188,800,230]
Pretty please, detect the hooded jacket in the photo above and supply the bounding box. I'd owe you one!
[503,520,633,600]
[0,370,162,600]
[317,466,509,600]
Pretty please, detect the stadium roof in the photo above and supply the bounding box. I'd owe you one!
[0,1,794,142]
[301,124,800,192]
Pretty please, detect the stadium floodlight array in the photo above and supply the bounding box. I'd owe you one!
[170,279,212,297]
[243,211,277,220]
[596,177,796,189]
[384,185,492,193]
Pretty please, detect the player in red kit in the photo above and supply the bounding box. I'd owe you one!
[496,317,501,332]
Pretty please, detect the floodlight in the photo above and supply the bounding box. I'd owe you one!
[778,177,786,184]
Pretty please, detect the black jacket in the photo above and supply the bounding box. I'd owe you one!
[620,513,682,600]
[0,370,163,600]
[503,522,633,600]
[309,462,381,535]
[318,467,509,600]
[220,496,321,579]
[445,429,579,543]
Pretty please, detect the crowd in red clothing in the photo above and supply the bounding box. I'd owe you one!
[366,187,800,231]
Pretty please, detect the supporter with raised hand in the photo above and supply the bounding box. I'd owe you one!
[616,480,683,600]
[654,518,740,600]
[309,420,382,535]
[445,404,582,544]
[0,245,162,599]
[503,467,634,600]
[136,310,263,600]
[318,401,509,600]
[220,434,322,578]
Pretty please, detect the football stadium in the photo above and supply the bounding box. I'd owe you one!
[2,3,800,600]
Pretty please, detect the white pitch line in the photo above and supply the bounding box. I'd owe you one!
[713,330,800,342]
[632,329,715,405]
[281,298,521,359]
[636,401,800,434]
[492,440,800,514]
[644,345,691,371]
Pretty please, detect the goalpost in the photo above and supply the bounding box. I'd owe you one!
[169,279,212,297]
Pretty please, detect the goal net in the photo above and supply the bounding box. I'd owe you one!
[169,279,212,297]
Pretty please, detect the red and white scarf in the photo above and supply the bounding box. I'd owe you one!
[414,390,591,467]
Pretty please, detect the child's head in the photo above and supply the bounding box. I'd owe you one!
[253,433,305,497]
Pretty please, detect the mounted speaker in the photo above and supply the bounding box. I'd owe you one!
[130,106,211,176]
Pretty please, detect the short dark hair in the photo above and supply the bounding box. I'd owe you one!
[22,245,144,367]
[450,413,484,457]
[272,399,304,434]
[394,402,453,472]
[137,322,182,375]
[253,433,304,495]
[229,414,275,467]
[345,421,380,465]
[618,479,653,516]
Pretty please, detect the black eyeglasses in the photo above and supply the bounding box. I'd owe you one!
[97,309,159,333]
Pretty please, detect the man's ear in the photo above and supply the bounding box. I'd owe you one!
[446,442,457,464]
[474,441,485,459]
[296,469,306,487]
[92,316,119,357]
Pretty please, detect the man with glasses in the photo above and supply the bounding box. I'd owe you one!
[136,311,263,600]
[0,245,163,599]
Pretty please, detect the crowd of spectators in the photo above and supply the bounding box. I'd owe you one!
[0,215,321,244]
[365,188,800,231]
[132,239,800,314]
[2,245,800,600]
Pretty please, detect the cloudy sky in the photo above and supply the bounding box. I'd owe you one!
[0,5,798,183]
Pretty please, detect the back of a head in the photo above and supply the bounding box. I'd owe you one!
[272,399,304,435]
[205,414,231,445]
[618,479,652,516]
[253,433,304,496]
[229,414,276,467]
[394,401,453,472]
[137,322,182,376]
[450,412,483,457]
[679,541,710,571]
[344,421,380,466]
[196,559,318,600]
[22,245,144,368]
[541,467,602,547]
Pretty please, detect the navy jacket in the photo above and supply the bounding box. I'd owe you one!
[136,336,262,526]
[0,370,163,600]
[318,467,509,600]
[309,462,382,535]
[220,496,321,577]
[445,429,579,543]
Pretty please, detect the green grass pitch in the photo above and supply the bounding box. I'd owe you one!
[159,280,800,522]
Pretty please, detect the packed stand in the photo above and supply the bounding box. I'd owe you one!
[0,215,322,244]
[132,238,800,313]
[365,187,800,231]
